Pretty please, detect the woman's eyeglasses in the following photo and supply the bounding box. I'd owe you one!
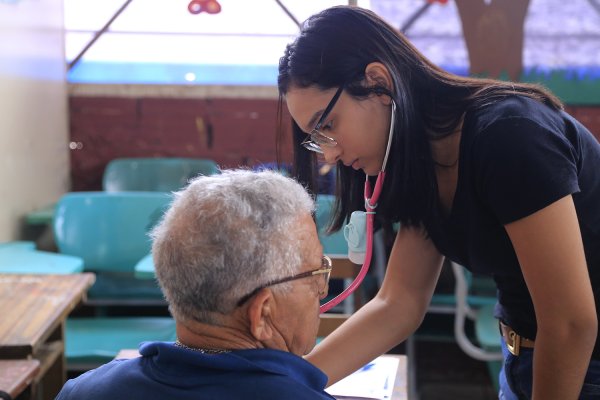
[236,255,332,306]
[301,86,344,154]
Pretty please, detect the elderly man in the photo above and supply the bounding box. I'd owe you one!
[56,169,335,400]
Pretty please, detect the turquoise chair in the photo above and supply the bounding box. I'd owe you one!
[315,195,348,256]
[65,317,176,370]
[0,241,36,251]
[53,192,177,370]
[451,261,502,392]
[0,241,84,274]
[53,191,173,304]
[474,304,502,392]
[103,157,220,192]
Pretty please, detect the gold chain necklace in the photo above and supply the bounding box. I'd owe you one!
[174,340,231,354]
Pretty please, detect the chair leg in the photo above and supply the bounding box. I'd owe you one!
[406,334,419,400]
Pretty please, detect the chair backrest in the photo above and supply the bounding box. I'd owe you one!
[450,261,501,361]
[318,313,350,337]
[315,195,348,256]
[102,157,220,192]
[53,192,173,272]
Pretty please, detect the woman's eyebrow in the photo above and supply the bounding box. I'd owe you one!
[305,109,325,132]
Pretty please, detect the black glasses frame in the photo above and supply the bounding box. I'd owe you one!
[301,86,344,153]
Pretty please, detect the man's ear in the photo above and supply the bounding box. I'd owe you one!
[365,62,393,104]
[246,289,274,341]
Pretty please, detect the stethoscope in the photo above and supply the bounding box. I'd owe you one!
[320,99,397,313]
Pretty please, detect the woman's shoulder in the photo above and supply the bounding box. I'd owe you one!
[466,95,559,135]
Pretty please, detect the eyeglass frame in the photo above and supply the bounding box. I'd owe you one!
[301,86,345,154]
[236,255,332,306]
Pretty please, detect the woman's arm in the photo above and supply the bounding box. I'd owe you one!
[306,225,444,385]
[505,194,597,400]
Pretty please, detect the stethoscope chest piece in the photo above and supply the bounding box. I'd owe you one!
[344,211,367,264]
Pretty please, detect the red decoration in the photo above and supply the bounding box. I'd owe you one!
[427,0,448,3]
[188,0,221,14]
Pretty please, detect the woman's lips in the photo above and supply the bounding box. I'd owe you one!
[343,158,361,170]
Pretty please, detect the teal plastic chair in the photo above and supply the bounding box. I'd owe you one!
[315,195,348,256]
[53,191,173,304]
[133,253,155,279]
[0,241,36,251]
[103,157,220,192]
[53,192,177,370]
[474,304,502,392]
[451,262,502,392]
[65,317,176,370]
[0,242,84,274]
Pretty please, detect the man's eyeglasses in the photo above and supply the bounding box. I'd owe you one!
[301,86,344,154]
[236,255,332,306]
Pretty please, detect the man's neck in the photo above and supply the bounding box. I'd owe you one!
[176,318,262,351]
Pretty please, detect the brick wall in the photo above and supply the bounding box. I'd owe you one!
[68,96,600,191]
[69,96,293,191]
[566,105,600,142]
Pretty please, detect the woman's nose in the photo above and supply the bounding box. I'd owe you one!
[321,146,341,165]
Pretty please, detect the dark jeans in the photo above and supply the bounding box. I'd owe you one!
[499,337,600,399]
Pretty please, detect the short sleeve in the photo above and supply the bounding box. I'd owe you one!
[472,116,580,225]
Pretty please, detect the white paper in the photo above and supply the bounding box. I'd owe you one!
[325,355,400,400]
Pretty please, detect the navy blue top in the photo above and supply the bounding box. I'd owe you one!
[428,95,600,357]
[56,342,335,400]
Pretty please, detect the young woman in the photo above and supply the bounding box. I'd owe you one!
[277,6,600,400]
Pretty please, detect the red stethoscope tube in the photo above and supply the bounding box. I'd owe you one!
[319,171,386,313]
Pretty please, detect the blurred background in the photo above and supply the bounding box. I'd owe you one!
[1,1,599,399]
[1,0,599,241]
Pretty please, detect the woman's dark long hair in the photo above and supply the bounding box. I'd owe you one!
[277,6,562,232]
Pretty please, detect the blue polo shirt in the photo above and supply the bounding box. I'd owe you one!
[56,342,335,400]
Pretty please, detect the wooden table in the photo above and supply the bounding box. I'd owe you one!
[0,274,95,400]
[0,359,40,400]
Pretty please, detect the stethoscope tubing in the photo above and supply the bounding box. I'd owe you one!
[319,171,385,313]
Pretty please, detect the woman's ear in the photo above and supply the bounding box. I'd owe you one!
[365,62,393,104]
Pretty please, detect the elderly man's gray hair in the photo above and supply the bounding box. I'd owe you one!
[151,169,315,324]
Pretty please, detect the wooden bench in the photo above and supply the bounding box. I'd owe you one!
[0,360,40,400]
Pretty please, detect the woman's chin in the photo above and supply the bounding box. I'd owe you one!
[364,166,380,176]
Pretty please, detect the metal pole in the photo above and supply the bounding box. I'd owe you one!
[68,0,134,71]
[274,0,301,28]
[588,0,600,16]
[401,2,432,34]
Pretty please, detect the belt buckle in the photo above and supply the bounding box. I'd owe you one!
[506,330,521,356]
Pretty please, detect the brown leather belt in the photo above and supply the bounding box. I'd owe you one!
[500,321,535,356]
